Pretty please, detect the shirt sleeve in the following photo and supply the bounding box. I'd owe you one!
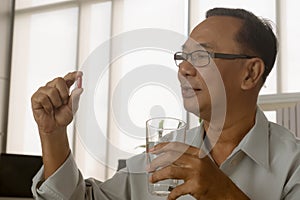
[282,164,300,200]
[31,154,132,200]
[31,154,85,200]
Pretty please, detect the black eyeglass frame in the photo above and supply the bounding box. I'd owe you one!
[174,50,257,67]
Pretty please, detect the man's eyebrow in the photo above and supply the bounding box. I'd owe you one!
[181,43,214,50]
[198,43,214,50]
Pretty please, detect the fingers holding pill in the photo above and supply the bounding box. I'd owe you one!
[32,92,53,115]
[64,71,83,111]
[76,75,82,88]
[68,87,83,114]
[64,71,83,88]
[31,71,84,133]
[46,77,69,105]
[38,86,63,109]
[44,71,83,106]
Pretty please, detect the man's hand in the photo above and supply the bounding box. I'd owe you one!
[31,71,83,179]
[31,71,83,134]
[148,142,250,200]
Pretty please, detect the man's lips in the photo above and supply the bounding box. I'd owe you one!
[181,86,202,98]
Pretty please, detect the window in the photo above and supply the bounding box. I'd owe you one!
[7,0,300,181]
[280,0,300,93]
[7,5,78,155]
[16,0,72,9]
[8,0,188,180]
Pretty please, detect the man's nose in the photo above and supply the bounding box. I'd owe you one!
[178,60,197,77]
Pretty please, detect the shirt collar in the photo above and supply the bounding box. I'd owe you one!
[239,107,270,170]
[190,108,270,169]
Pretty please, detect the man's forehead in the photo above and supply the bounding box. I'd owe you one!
[181,38,215,51]
[183,16,243,52]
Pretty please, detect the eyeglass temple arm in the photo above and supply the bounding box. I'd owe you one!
[212,52,256,59]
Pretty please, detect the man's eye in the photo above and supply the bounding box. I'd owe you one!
[193,53,207,59]
[176,55,185,60]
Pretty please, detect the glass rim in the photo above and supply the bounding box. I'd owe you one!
[146,117,187,131]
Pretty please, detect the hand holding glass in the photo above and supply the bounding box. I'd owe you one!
[146,117,187,196]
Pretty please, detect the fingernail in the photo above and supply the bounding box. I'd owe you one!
[76,76,82,88]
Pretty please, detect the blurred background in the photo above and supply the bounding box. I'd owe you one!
[1,0,300,188]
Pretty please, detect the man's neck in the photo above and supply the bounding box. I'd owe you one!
[203,108,257,166]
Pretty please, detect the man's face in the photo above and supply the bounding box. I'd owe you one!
[178,16,245,119]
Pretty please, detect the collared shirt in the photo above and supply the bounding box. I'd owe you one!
[32,109,300,200]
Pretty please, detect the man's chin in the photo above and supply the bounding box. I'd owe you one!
[183,101,200,117]
[183,100,212,121]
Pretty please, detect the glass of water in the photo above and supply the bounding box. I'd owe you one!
[146,117,187,196]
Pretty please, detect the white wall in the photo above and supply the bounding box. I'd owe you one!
[0,0,14,153]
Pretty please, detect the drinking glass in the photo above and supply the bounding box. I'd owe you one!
[146,117,187,196]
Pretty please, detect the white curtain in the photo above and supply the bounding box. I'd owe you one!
[7,0,300,182]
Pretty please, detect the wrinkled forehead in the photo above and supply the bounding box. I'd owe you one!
[181,37,215,52]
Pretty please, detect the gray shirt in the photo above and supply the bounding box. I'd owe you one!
[32,109,300,200]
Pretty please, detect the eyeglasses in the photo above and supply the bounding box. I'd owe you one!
[174,50,257,67]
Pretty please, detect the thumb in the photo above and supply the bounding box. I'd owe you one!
[68,88,84,114]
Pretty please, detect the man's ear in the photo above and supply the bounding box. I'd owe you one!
[241,58,265,90]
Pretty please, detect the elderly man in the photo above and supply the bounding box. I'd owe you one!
[31,8,300,200]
